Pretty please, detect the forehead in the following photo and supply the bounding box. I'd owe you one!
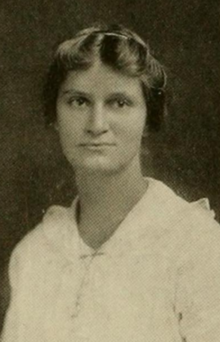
[60,62,143,96]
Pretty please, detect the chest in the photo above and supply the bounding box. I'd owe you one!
[58,252,177,339]
[18,249,180,342]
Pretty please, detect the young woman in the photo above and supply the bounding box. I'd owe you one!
[2,25,220,342]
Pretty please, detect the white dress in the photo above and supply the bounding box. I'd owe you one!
[1,178,220,342]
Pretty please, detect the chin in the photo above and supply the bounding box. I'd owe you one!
[69,156,128,175]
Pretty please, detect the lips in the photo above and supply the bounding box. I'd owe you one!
[79,142,115,146]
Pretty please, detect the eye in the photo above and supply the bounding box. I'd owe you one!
[67,96,89,108]
[115,99,127,108]
[108,97,131,109]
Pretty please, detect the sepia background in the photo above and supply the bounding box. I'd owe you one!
[0,0,219,331]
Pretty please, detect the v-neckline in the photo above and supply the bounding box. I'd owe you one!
[70,177,155,256]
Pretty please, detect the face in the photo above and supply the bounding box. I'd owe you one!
[56,61,147,175]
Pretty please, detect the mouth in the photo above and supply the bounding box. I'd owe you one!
[78,142,116,151]
[79,143,115,147]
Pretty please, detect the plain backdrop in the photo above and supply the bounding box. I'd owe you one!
[0,0,219,330]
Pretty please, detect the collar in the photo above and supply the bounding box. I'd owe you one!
[42,178,211,262]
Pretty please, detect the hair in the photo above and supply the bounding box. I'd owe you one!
[43,24,167,132]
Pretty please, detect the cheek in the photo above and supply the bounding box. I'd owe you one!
[57,109,81,143]
[59,124,81,147]
[116,113,146,145]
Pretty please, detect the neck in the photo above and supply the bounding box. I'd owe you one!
[74,156,148,249]
[75,157,147,209]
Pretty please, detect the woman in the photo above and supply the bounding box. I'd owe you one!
[2,24,220,342]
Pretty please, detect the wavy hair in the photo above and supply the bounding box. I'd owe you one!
[43,24,167,131]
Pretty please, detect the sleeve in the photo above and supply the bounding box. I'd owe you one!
[175,216,220,342]
[1,249,21,342]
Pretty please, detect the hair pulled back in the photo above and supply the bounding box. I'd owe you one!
[44,24,167,131]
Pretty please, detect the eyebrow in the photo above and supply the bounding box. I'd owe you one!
[106,92,134,98]
[61,89,135,99]
[60,89,89,96]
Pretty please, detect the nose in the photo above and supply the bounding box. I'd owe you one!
[86,104,109,136]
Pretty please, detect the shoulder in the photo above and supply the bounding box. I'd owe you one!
[148,177,216,226]
[147,178,220,255]
[10,204,73,269]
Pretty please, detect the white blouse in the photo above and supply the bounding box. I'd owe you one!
[1,178,220,342]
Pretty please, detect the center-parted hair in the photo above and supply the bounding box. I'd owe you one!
[43,24,167,131]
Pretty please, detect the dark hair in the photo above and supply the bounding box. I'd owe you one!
[43,24,167,132]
